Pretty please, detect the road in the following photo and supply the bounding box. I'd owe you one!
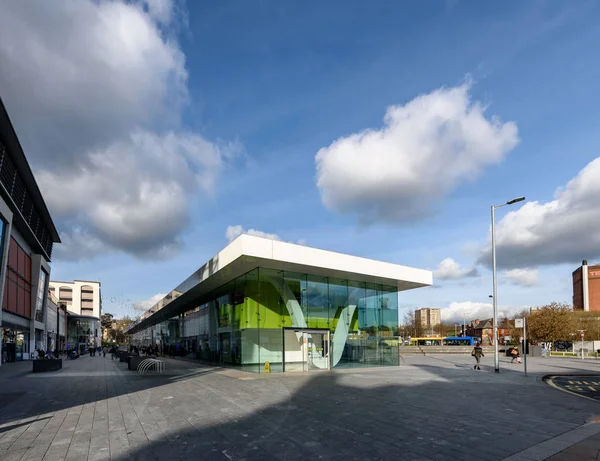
[547,375,600,402]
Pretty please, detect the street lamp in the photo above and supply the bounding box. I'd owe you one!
[491,196,525,373]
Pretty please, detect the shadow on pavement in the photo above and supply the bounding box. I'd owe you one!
[112,362,597,461]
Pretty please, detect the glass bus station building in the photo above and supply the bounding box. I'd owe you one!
[126,235,432,372]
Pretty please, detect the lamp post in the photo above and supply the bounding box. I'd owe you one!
[462,311,470,338]
[491,196,525,373]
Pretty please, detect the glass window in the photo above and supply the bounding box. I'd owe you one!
[34,269,47,322]
[306,275,328,329]
[282,271,308,328]
[258,268,283,372]
[328,278,348,331]
[0,218,6,266]
[380,285,399,365]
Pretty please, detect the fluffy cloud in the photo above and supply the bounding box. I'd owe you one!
[477,157,600,269]
[225,225,305,245]
[132,293,167,312]
[39,131,235,258]
[0,0,235,259]
[433,257,478,280]
[439,301,524,324]
[503,268,539,287]
[315,82,519,223]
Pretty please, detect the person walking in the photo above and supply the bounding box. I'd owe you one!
[510,347,521,363]
[471,343,484,370]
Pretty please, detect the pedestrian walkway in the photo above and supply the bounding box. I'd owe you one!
[0,354,598,460]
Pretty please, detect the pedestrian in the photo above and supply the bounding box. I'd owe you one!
[510,347,521,363]
[471,342,484,370]
[103,347,106,358]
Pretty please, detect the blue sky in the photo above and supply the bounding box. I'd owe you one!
[1,0,599,322]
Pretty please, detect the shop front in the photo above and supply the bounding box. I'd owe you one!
[1,323,30,362]
[66,315,99,354]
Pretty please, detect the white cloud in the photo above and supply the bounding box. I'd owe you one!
[433,257,478,280]
[132,293,167,312]
[225,225,306,245]
[53,228,107,261]
[477,157,600,268]
[0,0,236,260]
[439,301,524,323]
[503,268,539,287]
[38,131,236,258]
[315,81,519,223]
[226,225,281,243]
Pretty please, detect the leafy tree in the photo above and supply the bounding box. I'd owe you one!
[101,313,114,331]
[527,302,575,343]
[572,311,600,340]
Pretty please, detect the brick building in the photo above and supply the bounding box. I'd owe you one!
[466,318,512,345]
[573,260,600,311]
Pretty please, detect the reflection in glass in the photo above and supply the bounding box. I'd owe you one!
[130,268,401,373]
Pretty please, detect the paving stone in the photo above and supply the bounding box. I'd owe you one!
[1,355,600,461]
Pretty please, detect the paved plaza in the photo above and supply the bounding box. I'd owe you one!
[0,354,599,461]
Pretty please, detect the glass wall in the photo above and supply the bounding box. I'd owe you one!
[67,317,99,354]
[131,268,400,372]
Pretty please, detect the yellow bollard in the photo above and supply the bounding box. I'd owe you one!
[263,361,271,373]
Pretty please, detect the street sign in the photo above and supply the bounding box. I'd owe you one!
[581,331,585,339]
[515,318,524,328]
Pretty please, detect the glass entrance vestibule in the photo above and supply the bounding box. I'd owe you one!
[130,267,401,373]
[283,328,330,372]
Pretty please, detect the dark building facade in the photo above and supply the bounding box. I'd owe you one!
[573,260,600,311]
[0,98,61,363]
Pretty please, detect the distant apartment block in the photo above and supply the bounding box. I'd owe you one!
[573,260,600,311]
[415,307,441,329]
[48,280,102,352]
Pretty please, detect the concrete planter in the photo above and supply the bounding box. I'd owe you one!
[32,359,62,373]
[128,355,145,371]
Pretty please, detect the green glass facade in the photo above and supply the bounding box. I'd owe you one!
[131,268,399,372]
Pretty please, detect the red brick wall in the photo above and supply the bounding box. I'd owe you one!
[589,265,600,311]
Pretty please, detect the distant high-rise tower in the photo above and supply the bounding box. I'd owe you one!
[414,307,441,330]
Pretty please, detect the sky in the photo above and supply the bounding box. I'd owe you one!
[1,0,599,323]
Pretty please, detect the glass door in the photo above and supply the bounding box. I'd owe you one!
[305,331,329,371]
[283,329,330,372]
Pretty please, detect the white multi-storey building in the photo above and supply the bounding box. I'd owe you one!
[48,280,102,352]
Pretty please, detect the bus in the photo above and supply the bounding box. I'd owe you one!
[442,336,476,346]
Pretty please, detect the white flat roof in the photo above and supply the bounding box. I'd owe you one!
[128,234,432,332]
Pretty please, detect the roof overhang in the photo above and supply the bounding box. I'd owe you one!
[0,98,61,256]
[127,235,433,334]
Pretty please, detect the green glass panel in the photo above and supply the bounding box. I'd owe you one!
[307,275,328,329]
